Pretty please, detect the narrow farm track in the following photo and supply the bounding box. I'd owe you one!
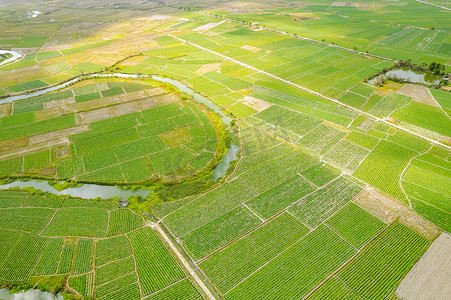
[167,34,451,151]
[416,0,451,11]
[193,12,397,63]
[148,222,217,300]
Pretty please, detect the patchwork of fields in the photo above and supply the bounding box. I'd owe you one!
[0,190,203,299]
[0,0,450,299]
[0,78,224,183]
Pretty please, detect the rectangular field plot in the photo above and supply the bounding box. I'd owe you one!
[325,203,386,248]
[225,225,356,299]
[72,239,94,275]
[0,207,55,233]
[146,278,202,300]
[246,175,316,219]
[296,124,346,155]
[181,206,262,260]
[127,227,186,296]
[334,223,430,299]
[106,209,144,236]
[354,140,417,204]
[200,213,309,293]
[300,163,341,187]
[289,176,365,228]
[0,233,48,282]
[95,236,132,267]
[33,237,64,275]
[324,140,370,172]
[43,207,108,237]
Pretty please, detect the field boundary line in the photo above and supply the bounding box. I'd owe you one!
[40,208,59,235]
[30,238,51,276]
[323,223,358,251]
[302,223,395,299]
[297,173,318,189]
[399,147,432,208]
[167,34,451,151]
[224,228,315,295]
[150,222,218,300]
[124,235,144,299]
[94,271,136,288]
[242,203,265,222]
[192,12,397,62]
[405,193,451,214]
[143,278,186,298]
[416,0,451,11]
[196,211,288,264]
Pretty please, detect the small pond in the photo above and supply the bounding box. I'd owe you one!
[369,68,442,85]
[0,289,63,300]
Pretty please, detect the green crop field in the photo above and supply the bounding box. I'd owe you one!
[0,1,450,299]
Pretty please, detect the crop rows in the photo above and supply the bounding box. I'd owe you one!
[200,213,309,293]
[95,272,137,299]
[225,225,356,299]
[336,223,430,299]
[0,207,55,233]
[128,227,186,296]
[325,203,386,248]
[95,236,132,267]
[289,176,365,228]
[96,256,135,285]
[107,209,144,237]
[0,233,48,282]
[146,278,203,300]
[324,140,369,172]
[57,244,75,274]
[354,140,417,204]
[245,175,316,219]
[181,205,262,259]
[72,239,94,275]
[33,238,64,275]
[43,207,109,237]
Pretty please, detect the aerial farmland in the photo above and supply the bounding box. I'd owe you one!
[0,0,449,299]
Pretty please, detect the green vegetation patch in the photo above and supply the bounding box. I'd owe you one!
[246,175,316,219]
[354,140,417,204]
[43,207,108,237]
[200,213,309,293]
[8,80,48,93]
[107,209,144,236]
[289,176,364,228]
[226,225,356,299]
[325,203,386,248]
[182,206,262,259]
[128,227,185,296]
[336,223,430,299]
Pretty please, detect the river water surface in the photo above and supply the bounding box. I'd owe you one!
[0,50,23,66]
[0,73,238,199]
[0,289,63,300]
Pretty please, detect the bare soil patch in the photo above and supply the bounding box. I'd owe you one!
[396,233,451,300]
[353,187,440,240]
[397,84,438,107]
[241,45,261,53]
[0,103,11,117]
[241,95,272,111]
[195,63,222,75]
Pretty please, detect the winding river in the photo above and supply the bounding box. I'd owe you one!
[0,289,63,300]
[0,73,238,200]
[0,50,23,66]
